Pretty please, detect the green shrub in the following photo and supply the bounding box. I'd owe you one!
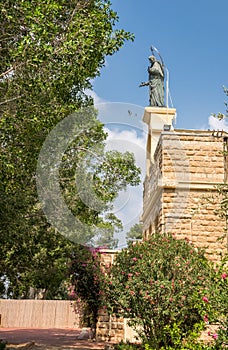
[103,233,226,349]
[113,337,220,350]
[114,340,141,350]
[0,340,6,350]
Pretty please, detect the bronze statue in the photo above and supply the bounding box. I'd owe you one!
[140,46,165,107]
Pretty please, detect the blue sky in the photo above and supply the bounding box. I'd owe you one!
[87,1,228,247]
[94,0,228,130]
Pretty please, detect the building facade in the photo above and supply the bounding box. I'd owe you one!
[96,107,228,343]
[142,107,227,260]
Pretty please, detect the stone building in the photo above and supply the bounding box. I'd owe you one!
[96,106,228,343]
[142,106,228,260]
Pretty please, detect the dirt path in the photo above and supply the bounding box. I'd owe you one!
[6,345,82,350]
[0,328,107,350]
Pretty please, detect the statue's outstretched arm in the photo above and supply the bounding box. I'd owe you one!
[139,81,149,87]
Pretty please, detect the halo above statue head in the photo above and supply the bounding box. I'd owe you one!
[150,45,164,67]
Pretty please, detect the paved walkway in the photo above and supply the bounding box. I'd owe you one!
[0,328,107,349]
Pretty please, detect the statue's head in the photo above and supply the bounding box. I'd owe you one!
[149,55,156,63]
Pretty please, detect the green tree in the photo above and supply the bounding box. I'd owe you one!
[210,86,228,247]
[0,0,139,298]
[212,86,228,120]
[126,222,143,244]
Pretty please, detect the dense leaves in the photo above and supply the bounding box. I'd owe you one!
[103,233,227,349]
[0,0,139,298]
[211,86,228,120]
[126,223,143,244]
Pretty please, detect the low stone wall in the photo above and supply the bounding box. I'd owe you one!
[96,309,124,343]
[97,250,139,343]
[96,250,122,342]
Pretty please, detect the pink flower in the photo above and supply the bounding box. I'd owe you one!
[221,273,227,279]
[68,290,76,298]
[212,333,218,340]
[128,273,133,277]
[132,257,137,262]
[160,285,165,288]
[204,315,209,322]
[202,296,209,303]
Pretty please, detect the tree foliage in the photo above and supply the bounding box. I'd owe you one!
[212,86,228,120]
[0,0,139,298]
[126,222,143,244]
[210,86,228,247]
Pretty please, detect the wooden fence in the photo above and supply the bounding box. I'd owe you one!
[0,299,81,328]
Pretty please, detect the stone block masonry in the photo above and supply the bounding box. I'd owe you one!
[96,250,125,343]
[96,110,228,343]
[142,128,228,261]
[97,251,139,343]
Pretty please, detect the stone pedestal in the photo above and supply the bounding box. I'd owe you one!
[143,107,176,175]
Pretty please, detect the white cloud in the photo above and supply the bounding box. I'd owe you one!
[82,92,147,248]
[104,128,147,248]
[208,115,228,131]
[105,128,146,171]
[84,89,107,105]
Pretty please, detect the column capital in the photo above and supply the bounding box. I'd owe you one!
[143,107,176,125]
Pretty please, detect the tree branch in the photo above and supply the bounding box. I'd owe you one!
[0,95,24,106]
[0,67,14,79]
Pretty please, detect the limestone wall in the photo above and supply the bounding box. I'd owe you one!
[96,251,139,343]
[96,250,125,343]
[96,309,125,343]
[143,130,227,260]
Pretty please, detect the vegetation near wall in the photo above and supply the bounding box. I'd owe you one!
[102,233,228,349]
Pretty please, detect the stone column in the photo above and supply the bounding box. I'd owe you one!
[143,107,176,174]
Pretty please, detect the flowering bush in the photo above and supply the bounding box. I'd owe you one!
[69,245,103,332]
[207,255,228,349]
[103,233,226,349]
